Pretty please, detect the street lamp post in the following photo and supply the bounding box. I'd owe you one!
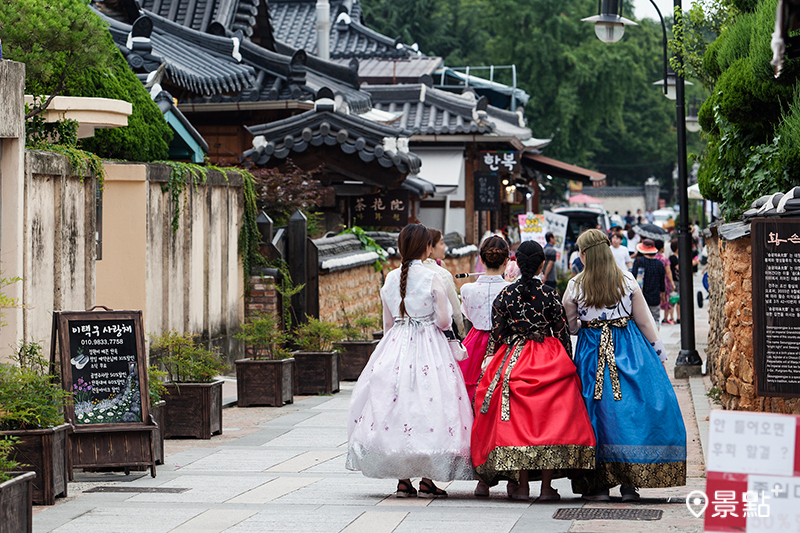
[584,0,703,375]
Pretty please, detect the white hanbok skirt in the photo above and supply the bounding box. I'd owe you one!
[345,316,474,480]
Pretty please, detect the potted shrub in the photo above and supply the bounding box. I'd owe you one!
[234,312,294,407]
[0,342,71,506]
[292,317,345,395]
[334,313,380,381]
[150,331,227,440]
[0,436,36,533]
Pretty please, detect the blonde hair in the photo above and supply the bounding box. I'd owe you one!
[574,229,628,309]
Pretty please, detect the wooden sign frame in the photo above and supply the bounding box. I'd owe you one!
[55,309,151,429]
[752,218,800,398]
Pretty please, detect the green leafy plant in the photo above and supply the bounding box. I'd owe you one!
[0,341,71,431]
[270,259,305,328]
[0,436,23,483]
[148,365,168,405]
[336,293,380,341]
[234,312,291,360]
[149,331,227,384]
[294,317,345,353]
[340,226,388,272]
[707,386,723,405]
[157,161,208,233]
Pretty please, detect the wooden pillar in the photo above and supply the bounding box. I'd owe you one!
[464,148,476,244]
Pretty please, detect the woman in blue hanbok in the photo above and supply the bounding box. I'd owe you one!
[562,229,686,501]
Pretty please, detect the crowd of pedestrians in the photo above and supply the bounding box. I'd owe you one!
[345,222,687,502]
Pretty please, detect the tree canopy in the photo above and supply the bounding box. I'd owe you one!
[362,0,702,190]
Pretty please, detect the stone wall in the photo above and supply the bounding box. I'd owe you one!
[318,264,383,325]
[707,231,800,413]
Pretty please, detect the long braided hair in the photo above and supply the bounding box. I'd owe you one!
[397,224,431,317]
[515,240,546,295]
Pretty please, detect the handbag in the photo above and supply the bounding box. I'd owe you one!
[449,339,468,361]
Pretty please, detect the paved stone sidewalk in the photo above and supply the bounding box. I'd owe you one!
[33,274,713,533]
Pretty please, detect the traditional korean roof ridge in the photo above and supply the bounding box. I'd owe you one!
[97,9,256,96]
[139,0,260,37]
[243,106,421,174]
[270,0,409,59]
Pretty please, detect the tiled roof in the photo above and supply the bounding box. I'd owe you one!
[333,56,443,84]
[270,0,408,59]
[139,0,261,37]
[243,106,421,175]
[98,9,256,96]
[95,5,372,110]
[365,84,531,139]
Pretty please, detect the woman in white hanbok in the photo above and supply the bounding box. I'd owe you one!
[346,224,474,497]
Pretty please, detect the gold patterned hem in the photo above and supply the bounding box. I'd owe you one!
[475,444,596,486]
[570,461,687,494]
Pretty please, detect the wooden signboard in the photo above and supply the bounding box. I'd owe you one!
[474,172,500,211]
[752,219,800,397]
[54,308,156,476]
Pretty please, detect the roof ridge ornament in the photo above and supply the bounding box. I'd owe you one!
[232,37,242,62]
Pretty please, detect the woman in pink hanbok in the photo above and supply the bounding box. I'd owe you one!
[346,224,474,498]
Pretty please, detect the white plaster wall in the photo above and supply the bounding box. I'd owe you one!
[168,191,187,332]
[146,182,166,337]
[226,188,241,332]
[207,187,224,338]
[25,173,57,348]
[602,197,647,219]
[189,185,205,333]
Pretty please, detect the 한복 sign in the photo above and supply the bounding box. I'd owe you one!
[56,310,149,427]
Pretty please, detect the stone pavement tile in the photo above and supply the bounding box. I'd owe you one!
[126,474,272,503]
[376,496,433,508]
[510,515,571,533]
[48,506,204,533]
[297,410,351,428]
[568,501,703,532]
[224,504,363,533]
[179,448,300,472]
[266,450,346,472]
[257,409,320,427]
[391,508,522,533]
[218,426,293,447]
[261,426,348,448]
[226,476,322,504]
[311,394,354,411]
[340,511,409,533]
[304,454,363,475]
[33,503,97,533]
[160,447,222,471]
[168,509,258,532]
[273,477,394,506]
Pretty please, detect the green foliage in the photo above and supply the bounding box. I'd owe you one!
[270,259,305,327]
[0,342,70,431]
[294,317,345,353]
[235,167,268,279]
[157,161,208,233]
[0,436,23,482]
[672,0,737,88]
[149,331,227,384]
[341,226,388,272]
[0,274,22,329]
[706,386,723,404]
[148,365,168,405]
[336,292,381,340]
[0,0,111,112]
[235,312,291,359]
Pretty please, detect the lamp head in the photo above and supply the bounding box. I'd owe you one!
[582,0,637,44]
[653,71,694,100]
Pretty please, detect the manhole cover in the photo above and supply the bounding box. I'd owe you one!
[553,508,663,521]
[84,487,190,493]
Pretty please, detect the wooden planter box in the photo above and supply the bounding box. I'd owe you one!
[0,423,69,505]
[163,380,223,439]
[150,401,166,465]
[0,472,35,533]
[235,358,294,407]
[70,425,156,477]
[292,351,339,395]
[333,340,379,381]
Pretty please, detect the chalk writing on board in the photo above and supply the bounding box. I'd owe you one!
[68,319,142,425]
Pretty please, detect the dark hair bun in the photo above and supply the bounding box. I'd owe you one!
[480,236,509,269]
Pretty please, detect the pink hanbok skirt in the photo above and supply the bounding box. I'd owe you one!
[459,328,491,403]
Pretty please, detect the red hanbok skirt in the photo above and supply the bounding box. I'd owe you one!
[459,327,491,403]
[471,337,596,485]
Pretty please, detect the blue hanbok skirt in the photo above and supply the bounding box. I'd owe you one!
[571,319,686,493]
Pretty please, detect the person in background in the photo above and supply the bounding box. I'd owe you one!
[666,238,680,325]
[459,236,510,403]
[562,229,686,502]
[346,224,473,497]
[626,226,641,257]
[645,209,655,224]
[625,211,635,226]
[654,241,675,325]
[542,232,558,289]
[610,230,632,272]
[424,228,466,338]
[570,248,584,278]
[631,239,666,327]
[471,240,596,501]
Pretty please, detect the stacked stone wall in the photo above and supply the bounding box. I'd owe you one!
[707,232,800,413]
[318,264,383,325]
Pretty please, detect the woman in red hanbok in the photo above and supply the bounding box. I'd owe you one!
[471,240,596,501]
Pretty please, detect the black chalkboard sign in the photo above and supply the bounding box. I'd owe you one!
[474,172,499,211]
[752,219,800,397]
[56,310,150,427]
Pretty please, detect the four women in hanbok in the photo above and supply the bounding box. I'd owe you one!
[470,240,596,501]
[346,224,474,497]
[562,229,686,501]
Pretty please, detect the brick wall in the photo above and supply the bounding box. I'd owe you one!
[707,232,800,414]
[246,275,280,323]
[318,264,383,325]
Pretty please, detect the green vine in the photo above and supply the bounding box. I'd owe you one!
[234,167,267,279]
[156,161,208,233]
